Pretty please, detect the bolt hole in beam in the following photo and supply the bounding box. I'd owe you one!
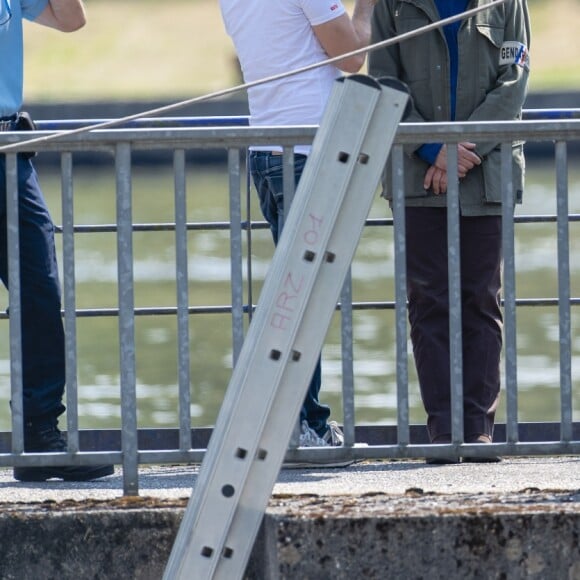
[338,151,350,163]
[303,250,316,262]
[223,547,234,559]
[325,251,336,263]
[222,484,235,498]
[235,447,247,459]
[358,153,369,164]
[257,448,268,460]
[270,349,281,361]
[292,350,302,361]
[201,546,214,558]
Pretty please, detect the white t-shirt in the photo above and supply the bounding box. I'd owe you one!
[220,0,346,154]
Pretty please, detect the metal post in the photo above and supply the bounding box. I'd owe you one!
[6,154,24,454]
[447,145,463,445]
[116,143,138,496]
[502,142,518,444]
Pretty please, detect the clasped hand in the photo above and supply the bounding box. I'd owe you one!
[423,142,481,195]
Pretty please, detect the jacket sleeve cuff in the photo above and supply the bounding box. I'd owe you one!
[416,143,442,165]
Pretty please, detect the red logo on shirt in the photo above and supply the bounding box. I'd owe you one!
[330,3,338,10]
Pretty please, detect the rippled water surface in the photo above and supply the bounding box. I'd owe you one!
[1,161,579,430]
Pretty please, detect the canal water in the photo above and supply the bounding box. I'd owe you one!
[0,160,579,431]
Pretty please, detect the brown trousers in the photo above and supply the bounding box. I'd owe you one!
[405,207,502,441]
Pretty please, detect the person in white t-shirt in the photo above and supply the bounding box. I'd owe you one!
[220,0,376,451]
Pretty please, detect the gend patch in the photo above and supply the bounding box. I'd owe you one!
[499,41,530,71]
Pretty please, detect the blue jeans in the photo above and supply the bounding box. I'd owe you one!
[249,151,330,436]
[0,155,66,422]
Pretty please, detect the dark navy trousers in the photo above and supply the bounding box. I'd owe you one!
[249,151,331,437]
[0,155,66,422]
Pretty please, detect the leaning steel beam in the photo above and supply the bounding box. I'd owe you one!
[164,74,409,580]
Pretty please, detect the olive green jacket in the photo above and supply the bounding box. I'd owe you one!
[369,0,531,215]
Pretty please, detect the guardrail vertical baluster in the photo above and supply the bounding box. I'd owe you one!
[281,147,302,446]
[174,149,191,451]
[281,147,295,231]
[116,143,138,495]
[340,271,355,445]
[392,145,409,446]
[447,144,463,445]
[6,154,24,454]
[502,142,518,444]
[228,148,244,365]
[555,140,572,443]
[244,149,254,324]
[61,152,79,453]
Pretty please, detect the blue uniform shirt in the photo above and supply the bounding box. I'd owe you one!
[0,0,49,117]
[417,0,470,165]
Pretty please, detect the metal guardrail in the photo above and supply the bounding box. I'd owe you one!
[1,114,580,495]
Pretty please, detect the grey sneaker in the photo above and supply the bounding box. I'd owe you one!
[283,420,353,469]
[322,420,344,447]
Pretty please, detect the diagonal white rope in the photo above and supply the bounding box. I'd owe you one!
[0,0,509,154]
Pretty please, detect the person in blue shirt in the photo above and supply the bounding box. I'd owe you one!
[1,0,113,481]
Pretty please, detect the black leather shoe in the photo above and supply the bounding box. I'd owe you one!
[13,423,114,482]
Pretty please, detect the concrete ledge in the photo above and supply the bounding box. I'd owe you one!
[250,491,580,579]
[0,502,181,580]
[0,489,578,579]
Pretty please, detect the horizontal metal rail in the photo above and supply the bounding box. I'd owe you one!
[40,213,580,234]
[30,108,580,132]
[0,116,578,152]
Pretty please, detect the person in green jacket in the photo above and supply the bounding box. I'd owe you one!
[369,0,531,462]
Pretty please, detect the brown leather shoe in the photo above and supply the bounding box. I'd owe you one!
[462,434,502,463]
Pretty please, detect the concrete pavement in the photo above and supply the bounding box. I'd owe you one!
[0,456,577,505]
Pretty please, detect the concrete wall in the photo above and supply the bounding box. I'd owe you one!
[1,491,578,579]
[250,501,580,579]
